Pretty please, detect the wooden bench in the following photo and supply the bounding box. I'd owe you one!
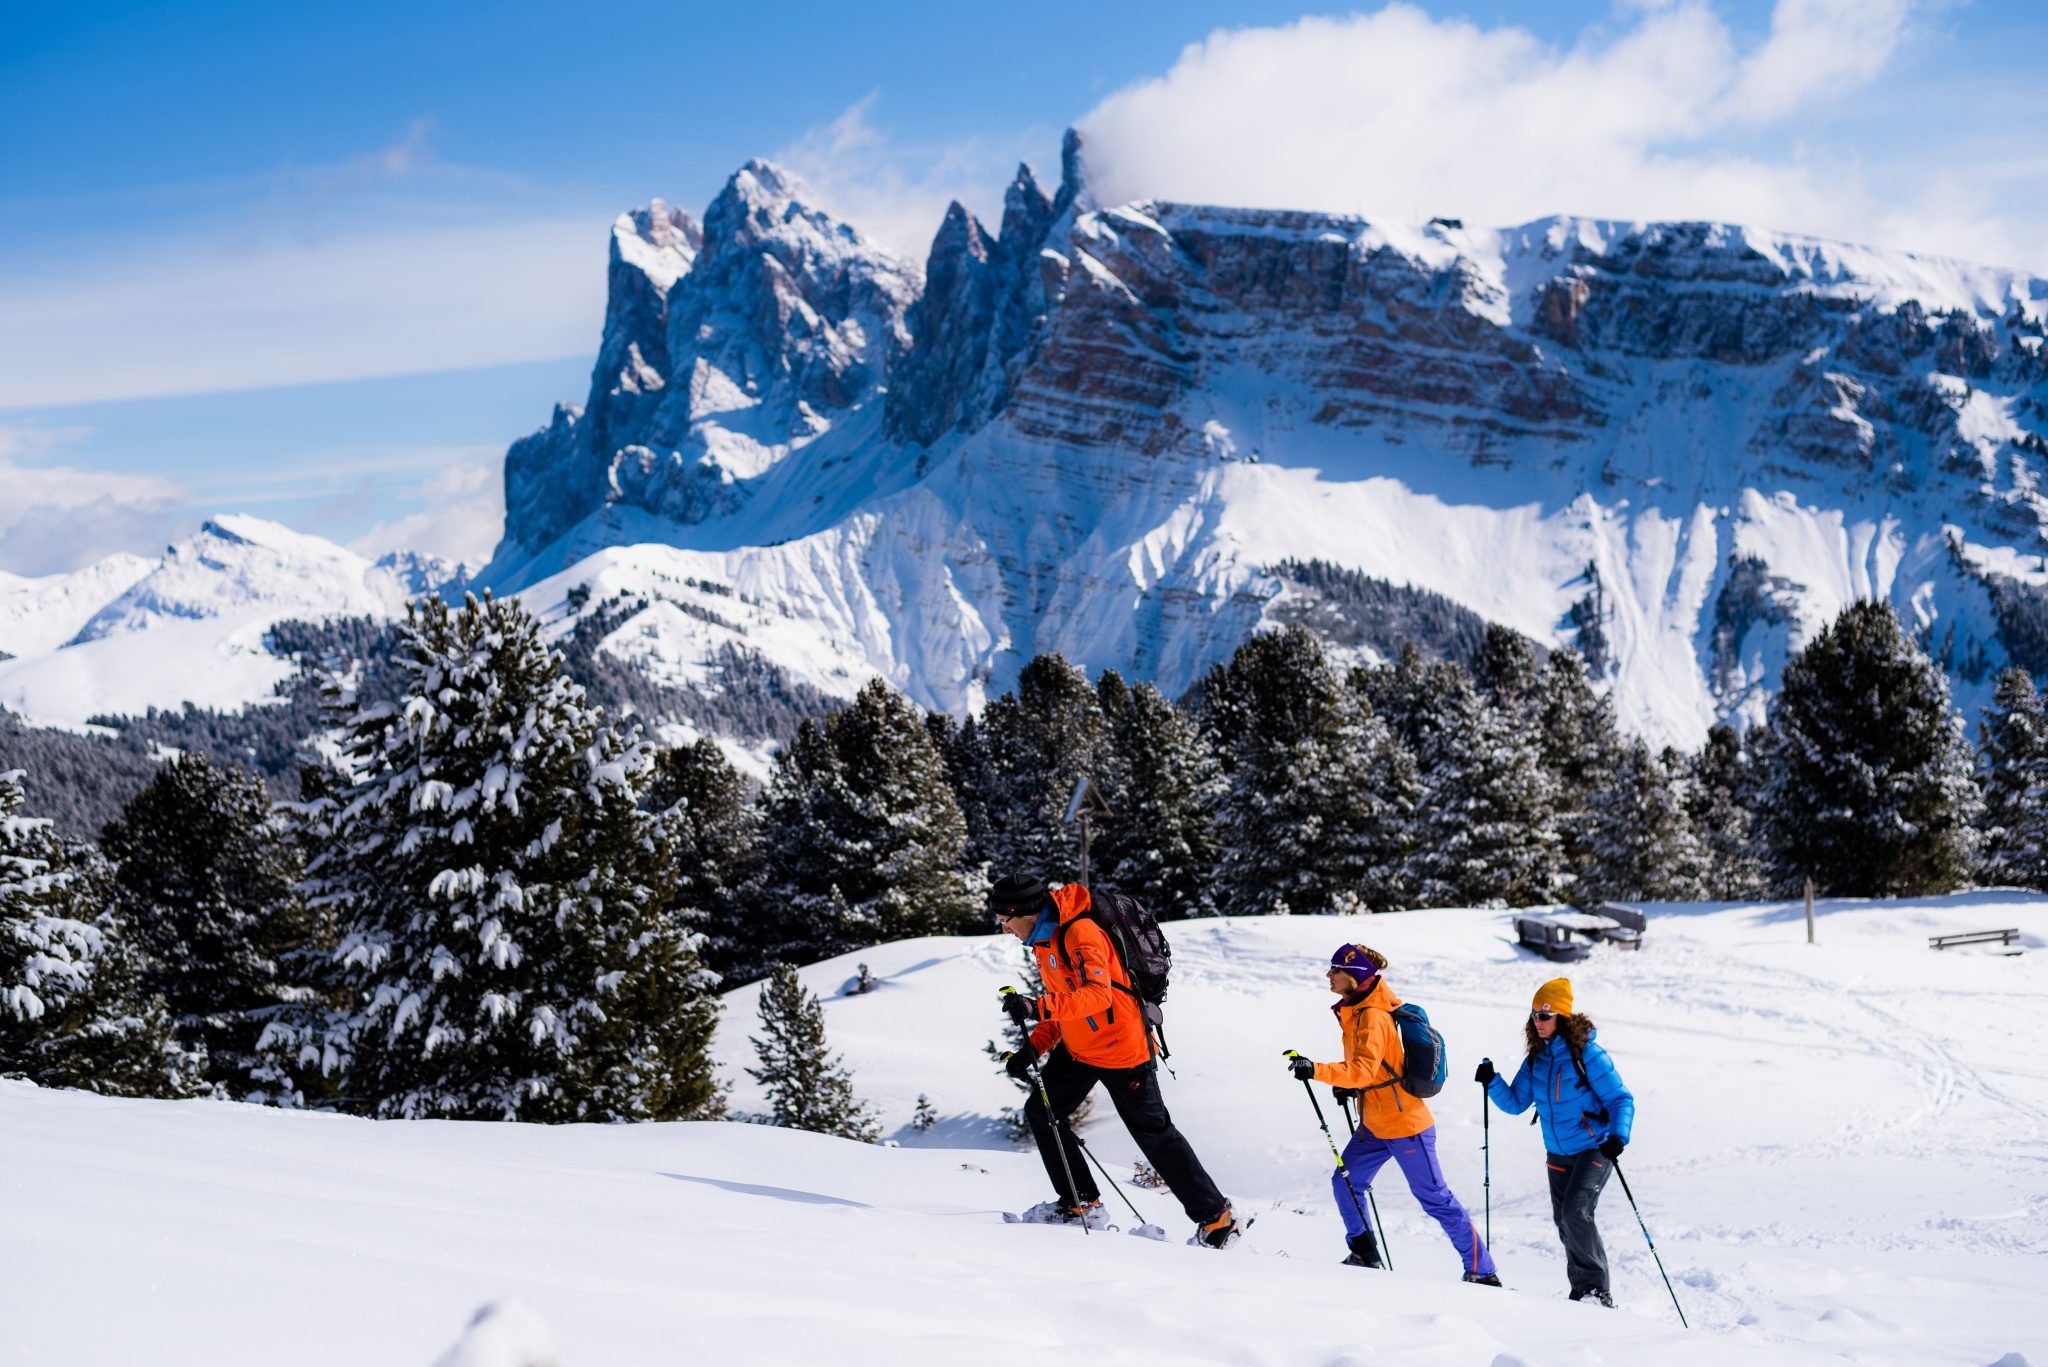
[1514,916,1593,963]
[1928,929,2021,951]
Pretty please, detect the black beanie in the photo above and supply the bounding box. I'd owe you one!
[988,872,1051,917]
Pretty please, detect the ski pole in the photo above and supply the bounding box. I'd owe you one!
[1481,1073,1491,1247]
[1611,1161,1686,1328]
[1066,1127,1151,1228]
[1003,987,1088,1236]
[1338,1093,1393,1269]
[1284,1051,1375,1250]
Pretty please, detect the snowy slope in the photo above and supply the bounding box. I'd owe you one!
[0,552,153,658]
[0,515,412,726]
[4,893,2042,1365]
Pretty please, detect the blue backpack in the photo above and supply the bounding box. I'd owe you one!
[1367,1002,1448,1099]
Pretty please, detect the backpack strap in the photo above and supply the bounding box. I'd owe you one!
[1566,1040,1610,1123]
[1053,912,1158,1062]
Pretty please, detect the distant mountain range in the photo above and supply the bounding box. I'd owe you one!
[6,129,2047,750]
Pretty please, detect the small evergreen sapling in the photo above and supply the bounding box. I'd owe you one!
[912,1093,937,1132]
[747,963,879,1142]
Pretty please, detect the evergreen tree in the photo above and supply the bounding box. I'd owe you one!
[279,593,723,1122]
[977,655,1110,881]
[1533,650,1625,884]
[1578,740,1710,903]
[1201,627,1418,914]
[746,680,978,976]
[747,963,879,1141]
[0,768,190,1095]
[1753,600,1981,896]
[1687,724,1767,900]
[1092,671,1221,918]
[643,738,760,979]
[101,754,327,1098]
[1471,624,1543,714]
[1402,668,1568,909]
[1975,666,2048,889]
[929,712,998,878]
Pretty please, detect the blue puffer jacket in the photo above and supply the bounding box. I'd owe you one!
[1486,1029,1634,1156]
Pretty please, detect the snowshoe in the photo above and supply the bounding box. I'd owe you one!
[1569,1287,1616,1308]
[1004,1199,1109,1230]
[1341,1232,1383,1269]
[1462,1272,1503,1287]
[1189,1205,1248,1249]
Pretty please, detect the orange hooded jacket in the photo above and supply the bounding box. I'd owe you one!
[1023,885,1152,1070]
[1310,976,1434,1139]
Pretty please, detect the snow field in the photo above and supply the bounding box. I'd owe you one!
[3,893,2044,1365]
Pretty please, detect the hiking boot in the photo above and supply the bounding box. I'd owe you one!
[1569,1287,1616,1308]
[1462,1272,1503,1286]
[1196,1204,1238,1249]
[1341,1232,1383,1268]
[1056,1199,1107,1228]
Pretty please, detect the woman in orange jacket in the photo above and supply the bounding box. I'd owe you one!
[1288,944,1499,1282]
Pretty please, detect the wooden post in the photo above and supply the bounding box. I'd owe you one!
[1804,877,1816,945]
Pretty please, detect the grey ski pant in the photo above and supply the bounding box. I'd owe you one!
[1546,1148,1614,1295]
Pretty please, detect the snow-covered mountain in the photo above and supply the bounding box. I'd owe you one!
[0,553,154,659]
[486,130,2048,746]
[0,516,423,726]
[5,893,2044,1364]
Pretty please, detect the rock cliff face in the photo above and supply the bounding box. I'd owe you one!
[488,131,2048,745]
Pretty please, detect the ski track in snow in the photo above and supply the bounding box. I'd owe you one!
[3,894,2045,1366]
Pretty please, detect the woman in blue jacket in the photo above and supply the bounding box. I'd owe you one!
[1476,977,1635,1306]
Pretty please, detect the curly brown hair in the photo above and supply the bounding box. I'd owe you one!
[1525,1010,1594,1060]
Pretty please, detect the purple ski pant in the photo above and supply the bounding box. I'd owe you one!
[1333,1123,1496,1278]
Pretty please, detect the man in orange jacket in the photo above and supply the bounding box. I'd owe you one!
[991,871,1238,1247]
[1289,943,1499,1282]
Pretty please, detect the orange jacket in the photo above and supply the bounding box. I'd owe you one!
[1024,885,1152,1070]
[1311,977,1434,1138]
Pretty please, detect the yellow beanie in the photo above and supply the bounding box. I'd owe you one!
[1532,978,1574,1016]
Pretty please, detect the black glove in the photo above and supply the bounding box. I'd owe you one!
[999,989,1034,1029]
[1004,1047,1037,1081]
[1475,1059,1496,1086]
[1332,1087,1362,1105]
[1599,1136,1626,1162]
[1288,1055,1317,1082]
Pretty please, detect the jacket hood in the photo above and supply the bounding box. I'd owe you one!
[1338,976,1403,1016]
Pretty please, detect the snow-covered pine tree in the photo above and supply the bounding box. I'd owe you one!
[745,680,978,978]
[1471,623,1543,714]
[1975,666,2048,890]
[1578,740,1710,903]
[101,753,327,1098]
[1091,670,1221,918]
[1753,599,1981,896]
[1533,649,1626,886]
[1402,666,1568,909]
[929,711,998,878]
[747,963,879,1141]
[1687,723,1767,900]
[977,655,1109,881]
[0,768,190,1095]
[643,738,760,981]
[1201,627,1418,914]
[282,593,723,1122]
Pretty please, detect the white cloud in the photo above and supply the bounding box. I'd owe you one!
[0,425,187,576]
[1070,1,2046,275]
[346,451,505,568]
[0,215,606,409]
[771,93,1058,263]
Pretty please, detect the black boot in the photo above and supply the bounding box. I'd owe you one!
[1341,1231,1383,1268]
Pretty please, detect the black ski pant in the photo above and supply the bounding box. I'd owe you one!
[1546,1148,1614,1295]
[1023,1048,1229,1226]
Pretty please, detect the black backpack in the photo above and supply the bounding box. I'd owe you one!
[1054,888,1174,1057]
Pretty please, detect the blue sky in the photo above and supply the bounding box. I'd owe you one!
[2,0,2044,575]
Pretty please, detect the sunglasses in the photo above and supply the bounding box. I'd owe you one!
[1530,1010,1558,1022]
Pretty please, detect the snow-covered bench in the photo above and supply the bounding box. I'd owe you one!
[1928,928,2021,951]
